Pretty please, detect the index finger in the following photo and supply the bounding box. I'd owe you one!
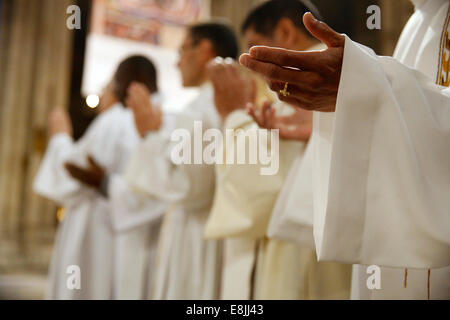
[244,46,324,72]
[239,54,322,85]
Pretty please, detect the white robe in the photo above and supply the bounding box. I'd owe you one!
[204,106,304,300]
[267,43,327,248]
[309,0,450,299]
[125,83,222,299]
[33,104,166,299]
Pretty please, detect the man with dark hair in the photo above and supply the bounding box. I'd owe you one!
[241,0,322,43]
[33,55,166,299]
[113,55,158,105]
[205,0,351,299]
[176,22,239,88]
[242,0,321,54]
[189,22,239,60]
[124,22,239,299]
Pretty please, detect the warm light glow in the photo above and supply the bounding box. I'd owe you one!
[86,94,100,108]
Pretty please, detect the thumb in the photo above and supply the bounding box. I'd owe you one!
[303,12,344,48]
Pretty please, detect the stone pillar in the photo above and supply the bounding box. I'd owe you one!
[379,0,414,55]
[0,0,74,273]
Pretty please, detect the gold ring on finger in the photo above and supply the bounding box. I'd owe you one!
[280,82,290,97]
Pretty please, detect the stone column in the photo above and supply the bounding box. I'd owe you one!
[0,0,74,273]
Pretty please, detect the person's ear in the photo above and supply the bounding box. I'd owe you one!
[273,17,297,48]
[197,39,216,63]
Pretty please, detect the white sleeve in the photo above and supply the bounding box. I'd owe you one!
[33,133,86,204]
[204,110,282,239]
[313,35,450,268]
[204,109,301,239]
[124,115,190,203]
[267,133,314,248]
[107,173,167,232]
[33,111,114,205]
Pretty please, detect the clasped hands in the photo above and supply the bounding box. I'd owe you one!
[65,155,105,190]
[47,108,105,190]
[63,82,163,191]
[126,82,162,138]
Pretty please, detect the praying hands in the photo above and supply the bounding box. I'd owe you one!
[207,57,256,121]
[246,101,312,141]
[126,82,162,137]
[65,155,105,190]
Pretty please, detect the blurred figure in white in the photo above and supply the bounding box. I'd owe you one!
[205,0,351,300]
[125,22,239,299]
[33,55,167,299]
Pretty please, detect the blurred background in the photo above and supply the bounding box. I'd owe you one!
[0,0,413,299]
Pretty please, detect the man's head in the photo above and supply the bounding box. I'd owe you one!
[242,0,322,51]
[110,55,158,106]
[178,22,239,87]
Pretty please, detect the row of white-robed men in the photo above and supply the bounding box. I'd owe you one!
[34,0,449,300]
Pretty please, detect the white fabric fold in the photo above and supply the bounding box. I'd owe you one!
[310,0,450,274]
[313,34,450,268]
[126,83,223,299]
[34,104,166,299]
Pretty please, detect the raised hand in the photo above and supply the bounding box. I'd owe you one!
[98,81,117,114]
[126,82,162,138]
[65,155,105,189]
[239,12,345,112]
[207,57,257,121]
[49,107,73,137]
[246,101,312,141]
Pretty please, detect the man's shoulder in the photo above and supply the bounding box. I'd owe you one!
[81,104,129,142]
[94,103,124,123]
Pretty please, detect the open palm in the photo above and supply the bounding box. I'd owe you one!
[247,101,312,141]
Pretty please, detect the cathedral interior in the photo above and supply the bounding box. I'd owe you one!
[0,0,413,299]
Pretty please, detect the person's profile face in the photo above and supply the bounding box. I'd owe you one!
[177,32,200,87]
